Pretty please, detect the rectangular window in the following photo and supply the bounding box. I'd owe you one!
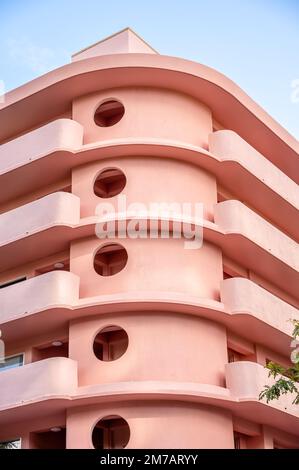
[0,439,21,449]
[0,354,24,372]
[233,432,246,449]
[228,348,243,363]
[233,431,250,449]
[0,277,26,289]
[223,271,233,280]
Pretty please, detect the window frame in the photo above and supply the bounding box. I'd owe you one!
[0,438,22,449]
[0,277,27,289]
[0,353,25,372]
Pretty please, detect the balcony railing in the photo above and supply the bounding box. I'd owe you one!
[226,361,299,417]
[221,277,297,337]
[210,130,299,240]
[210,130,299,210]
[0,119,83,176]
[0,119,83,204]
[0,192,80,246]
[0,271,79,324]
[0,357,78,411]
[214,200,298,271]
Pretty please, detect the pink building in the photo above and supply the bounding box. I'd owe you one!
[0,28,298,449]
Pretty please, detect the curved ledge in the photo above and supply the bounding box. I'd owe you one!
[226,361,299,432]
[0,54,298,182]
[0,119,83,176]
[0,205,298,296]
[0,119,83,204]
[221,277,297,337]
[0,133,297,241]
[213,201,299,298]
[0,285,296,357]
[0,191,80,247]
[0,357,78,412]
[76,375,299,434]
[214,200,299,271]
[0,271,80,323]
[0,366,298,436]
[90,207,298,300]
[210,130,299,210]
[210,130,299,240]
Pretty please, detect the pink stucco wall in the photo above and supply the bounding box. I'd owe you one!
[70,236,222,300]
[72,156,216,220]
[67,401,234,449]
[69,312,227,386]
[73,87,212,147]
[0,29,298,449]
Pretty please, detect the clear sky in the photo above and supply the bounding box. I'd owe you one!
[0,0,298,138]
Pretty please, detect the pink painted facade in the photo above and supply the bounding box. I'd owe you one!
[0,28,298,449]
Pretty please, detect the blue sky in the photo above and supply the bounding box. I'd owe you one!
[0,0,298,138]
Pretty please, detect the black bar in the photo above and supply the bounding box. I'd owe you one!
[0,449,298,467]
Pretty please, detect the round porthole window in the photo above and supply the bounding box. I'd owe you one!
[94,100,125,127]
[94,168,126,198]
[92,415,130,449]
[94,244,128,276]
[93,325,128,361]
[93,243,128,276]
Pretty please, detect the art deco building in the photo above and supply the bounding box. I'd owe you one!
[0,28,298,449]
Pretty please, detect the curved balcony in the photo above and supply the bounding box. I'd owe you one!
[1,199,297,334]
[210,130,299,240]
[221,277,298,339]
[0,357,298,435]
[75,138,298,241]
[0,206,297,351]
[0,119,83,203]
[0,118,296,245]
[0,192,80,271]
[213,200,299,299]
[0,287,295,357]
[0,271,79,326]
[0,357,78,413]
[1,54,297,183]
[226,361,299,421]
[1,364,297,437]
